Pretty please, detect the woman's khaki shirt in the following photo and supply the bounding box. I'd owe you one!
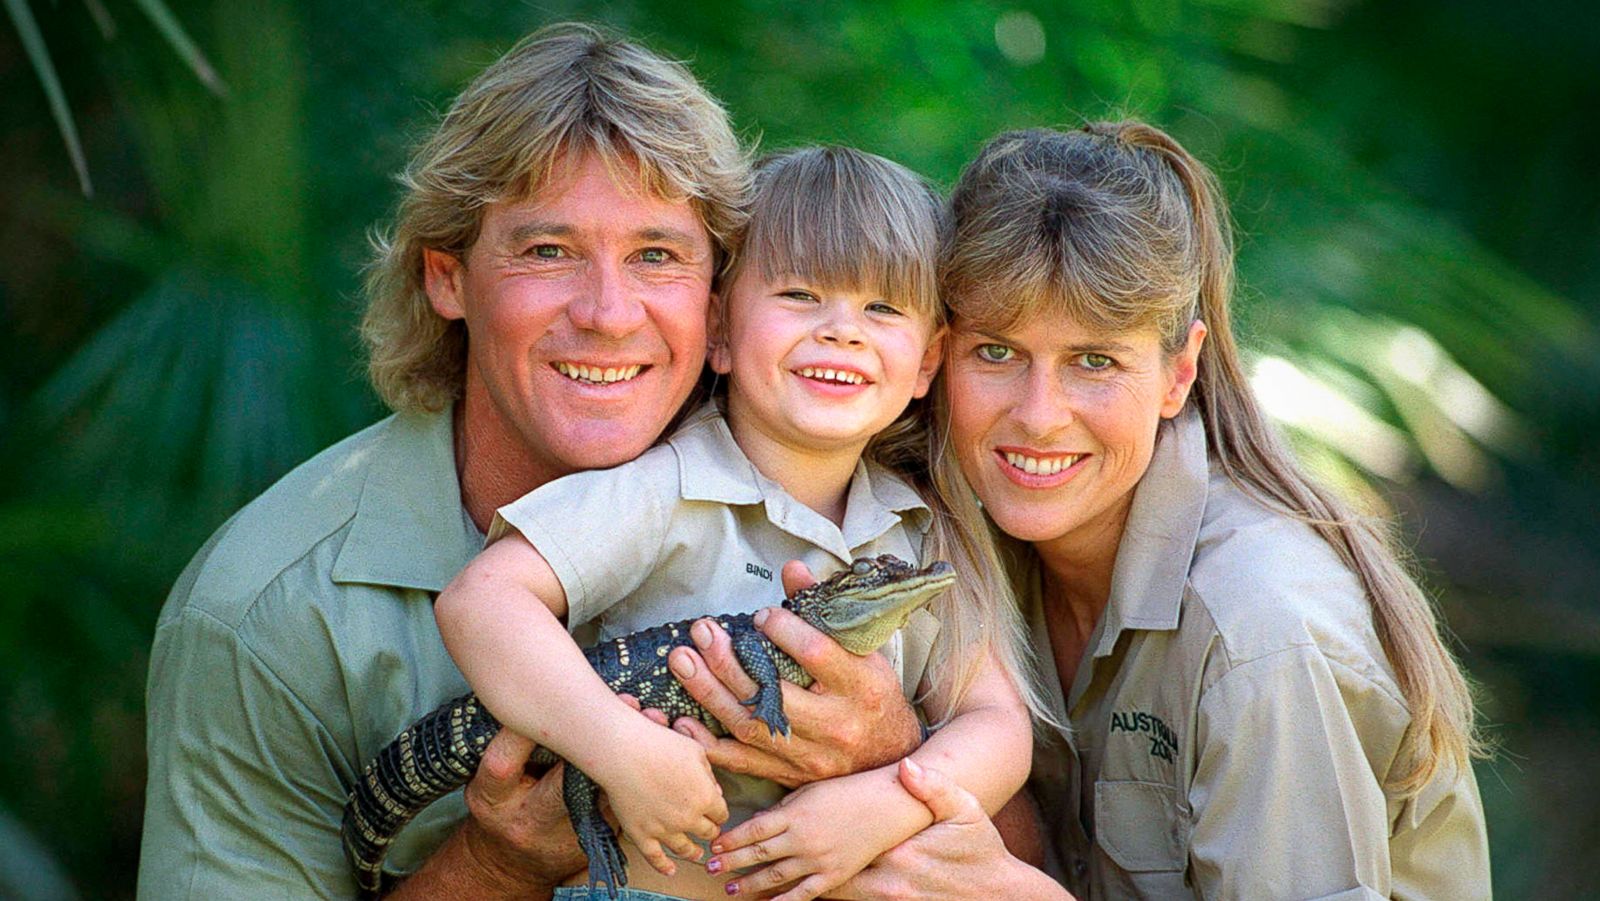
[1018,407,1490,900]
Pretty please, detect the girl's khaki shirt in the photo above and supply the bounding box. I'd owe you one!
[1017,407,1490,900]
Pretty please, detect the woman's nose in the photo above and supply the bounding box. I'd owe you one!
[1012,370,1073,437]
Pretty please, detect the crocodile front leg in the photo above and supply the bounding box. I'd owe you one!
[562,764,627,898]
[731,629,789,738]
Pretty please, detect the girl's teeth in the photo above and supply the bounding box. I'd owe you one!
[798,367,864,385]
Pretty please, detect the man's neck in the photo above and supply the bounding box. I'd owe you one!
[452,392,567,533]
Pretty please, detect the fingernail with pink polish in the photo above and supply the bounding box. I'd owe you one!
[706,857,723,874]
[725,883,740,896]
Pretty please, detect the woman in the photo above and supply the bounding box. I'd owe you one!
[843,122,1490,899]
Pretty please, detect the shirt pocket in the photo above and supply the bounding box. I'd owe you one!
[1094,779,1190,873]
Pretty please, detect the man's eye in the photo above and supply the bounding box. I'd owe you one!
[639,248,670,264]
[976,344,1014,363]
[1080,353,1114,371]
[530,245,563,259]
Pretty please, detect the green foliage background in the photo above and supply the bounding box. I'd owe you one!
[2,1,1596,897]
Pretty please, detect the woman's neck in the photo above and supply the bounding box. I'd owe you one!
[1032,500,1130,645]
[724,410,864,527]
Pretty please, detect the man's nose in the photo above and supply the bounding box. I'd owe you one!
[569,262,646,336]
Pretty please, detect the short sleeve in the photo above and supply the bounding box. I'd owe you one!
[1188,645,1403,900]
[490,451,677,629]
[139,601,358,898]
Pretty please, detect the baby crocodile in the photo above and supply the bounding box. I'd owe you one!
[342,554,955,898]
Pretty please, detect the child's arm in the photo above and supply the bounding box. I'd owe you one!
[705,647,1032,900]
[435,534,729,875]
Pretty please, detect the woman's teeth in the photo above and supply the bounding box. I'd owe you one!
[1004,452,1083,475]
[555,363,643,384]
[798,367,865,385]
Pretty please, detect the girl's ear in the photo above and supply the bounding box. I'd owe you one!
[911,326,947,399]
[1160,319,1207,418]
[707,292,732,374]
[423,248,466,320]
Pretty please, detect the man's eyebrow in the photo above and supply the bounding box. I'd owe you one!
[635,226,702,248]
[505,221,572,245]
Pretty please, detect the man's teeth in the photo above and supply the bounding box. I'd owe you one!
[1004,452,1083,476]
[798,367,865,385]
[555,362,643,384]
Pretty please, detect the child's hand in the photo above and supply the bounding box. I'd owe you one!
[596,724,729,877]
[706,774,900,900]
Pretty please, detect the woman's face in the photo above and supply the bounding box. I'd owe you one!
[946,312,1204,562]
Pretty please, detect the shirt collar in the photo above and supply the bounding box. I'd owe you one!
[672,403,930,560]
[330,407,479,592]
[1092,404,1209,655]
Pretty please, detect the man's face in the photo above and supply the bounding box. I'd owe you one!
[425,152,714,485]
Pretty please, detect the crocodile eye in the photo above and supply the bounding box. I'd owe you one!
[851,559,873,576]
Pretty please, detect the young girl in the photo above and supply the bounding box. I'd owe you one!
[434,147,1039,900]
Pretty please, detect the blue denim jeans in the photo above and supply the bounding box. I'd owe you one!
[554,888,690,901]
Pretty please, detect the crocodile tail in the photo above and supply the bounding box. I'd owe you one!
[341,692,502,897]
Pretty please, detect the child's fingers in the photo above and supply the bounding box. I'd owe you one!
[637,837,678,877]
[690,815,723,842]
[710,808,786,855]
[723,857,817,898]
[706,828,791,873]
[662,831,703,863]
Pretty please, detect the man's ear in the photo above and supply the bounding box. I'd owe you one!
[706,292,732,375]
[912,326,947,399]
[1160,319,1207,418]
[423,248,466,320]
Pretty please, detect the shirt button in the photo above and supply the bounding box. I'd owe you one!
[1073,859,1089,879]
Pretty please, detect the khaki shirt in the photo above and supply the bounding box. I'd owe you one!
[1020,407,1490,900]
[139,410,486,897]
[491,405,942,825]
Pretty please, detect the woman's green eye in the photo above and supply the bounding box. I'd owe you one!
[640,248,668,263]
[1081,353,1114,370]
[977,344,1014,363]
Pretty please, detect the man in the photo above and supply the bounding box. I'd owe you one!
[139,23,921,899]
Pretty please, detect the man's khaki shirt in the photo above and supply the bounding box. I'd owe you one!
[139,410,482,897]
[1020,408,1490,900]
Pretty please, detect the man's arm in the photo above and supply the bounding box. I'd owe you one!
[666,563,923,786]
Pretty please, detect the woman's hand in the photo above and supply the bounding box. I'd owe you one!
[667,562,923,787]
[835,759,1073,901]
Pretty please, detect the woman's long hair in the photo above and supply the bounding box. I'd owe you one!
[941,122,1482,794]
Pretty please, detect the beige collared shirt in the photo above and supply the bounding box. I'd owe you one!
[491,404,942,826]
[1019,407,1490,900]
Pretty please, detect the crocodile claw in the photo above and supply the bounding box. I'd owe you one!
[565,767,628,897]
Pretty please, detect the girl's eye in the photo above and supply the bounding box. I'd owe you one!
[781,290,819,303]
[639,248,670,264]
[530,245,563,259]
[976,344,1014,363]
[867,301,902,316]
[1080,353,1114,371]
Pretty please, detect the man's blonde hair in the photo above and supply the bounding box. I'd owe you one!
[362,22,751,412]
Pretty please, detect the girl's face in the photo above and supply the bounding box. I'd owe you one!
[945,311,1204,565]
[711,270,943,461]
